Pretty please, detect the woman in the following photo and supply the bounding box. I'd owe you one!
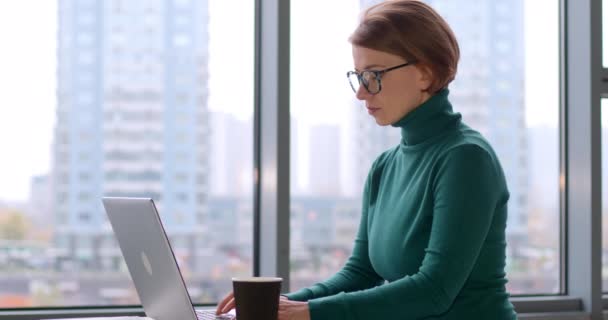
[217,1,517,319]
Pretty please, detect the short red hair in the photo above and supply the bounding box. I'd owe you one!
[349,0,460,93]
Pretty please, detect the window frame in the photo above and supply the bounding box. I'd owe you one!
[3,0,608,319]
[564,0,604,318]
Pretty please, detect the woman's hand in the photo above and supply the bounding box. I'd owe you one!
[278,298,311,320]
[215,292,235,315]
[217,292,287,314]
[216,292,309,319]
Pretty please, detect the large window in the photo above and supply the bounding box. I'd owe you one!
[289,0,561,295]
[0,0,253,308]
[8,0,608,318]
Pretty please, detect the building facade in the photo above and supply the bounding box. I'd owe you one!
[53,0,210,271]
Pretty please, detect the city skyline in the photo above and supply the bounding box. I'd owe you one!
[1,0,560,202]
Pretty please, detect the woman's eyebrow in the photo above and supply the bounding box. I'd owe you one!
[355,64,386,71]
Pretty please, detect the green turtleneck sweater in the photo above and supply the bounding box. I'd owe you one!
[285,89,517,320]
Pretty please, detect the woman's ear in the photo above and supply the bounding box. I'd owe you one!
[416,65,434,92]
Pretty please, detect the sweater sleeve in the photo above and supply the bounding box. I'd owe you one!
[285,157,385,302]
[306,144,504,320]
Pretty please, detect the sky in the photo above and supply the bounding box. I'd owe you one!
[0,0,569,202]
[0,0,57,203]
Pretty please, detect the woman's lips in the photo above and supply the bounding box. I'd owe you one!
[367,106,380,115]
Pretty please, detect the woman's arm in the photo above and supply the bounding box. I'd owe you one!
[305,145,506,320]
[285,157,386,301]
[285,227,384,301]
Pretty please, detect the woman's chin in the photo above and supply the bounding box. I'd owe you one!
[374,117,391,126]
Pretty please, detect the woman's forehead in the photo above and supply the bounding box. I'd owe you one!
[352,46,403,70]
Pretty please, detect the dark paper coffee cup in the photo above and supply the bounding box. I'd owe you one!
[232,277,282,320]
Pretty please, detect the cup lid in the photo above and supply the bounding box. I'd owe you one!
[232,276,283,282]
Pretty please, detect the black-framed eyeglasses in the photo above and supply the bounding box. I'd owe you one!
[346,61,417,95]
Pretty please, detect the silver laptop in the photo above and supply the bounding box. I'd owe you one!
[102,197,236,320]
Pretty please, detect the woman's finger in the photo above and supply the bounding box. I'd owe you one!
[220,297,236,314]
[215,292,234,314]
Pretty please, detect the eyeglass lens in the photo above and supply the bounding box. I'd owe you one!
[348,71,380,94]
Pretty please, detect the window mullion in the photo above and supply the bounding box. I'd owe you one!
[564,0,603,318]
[254,0,291,291]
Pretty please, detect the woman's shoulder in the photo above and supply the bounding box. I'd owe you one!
[439,123,498,160]
[362,145,401,189]
[433,126,507,184]
[370,144,401,171]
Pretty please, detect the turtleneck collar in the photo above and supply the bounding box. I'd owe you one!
[391,89,461,147]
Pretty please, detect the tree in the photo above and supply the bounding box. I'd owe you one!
[0,210,30,240]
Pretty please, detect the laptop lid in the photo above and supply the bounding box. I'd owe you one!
[102,197,198,320]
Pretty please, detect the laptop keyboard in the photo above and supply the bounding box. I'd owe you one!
[196,310,235,320]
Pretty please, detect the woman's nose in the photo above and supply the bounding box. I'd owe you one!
[355,85,370,101]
